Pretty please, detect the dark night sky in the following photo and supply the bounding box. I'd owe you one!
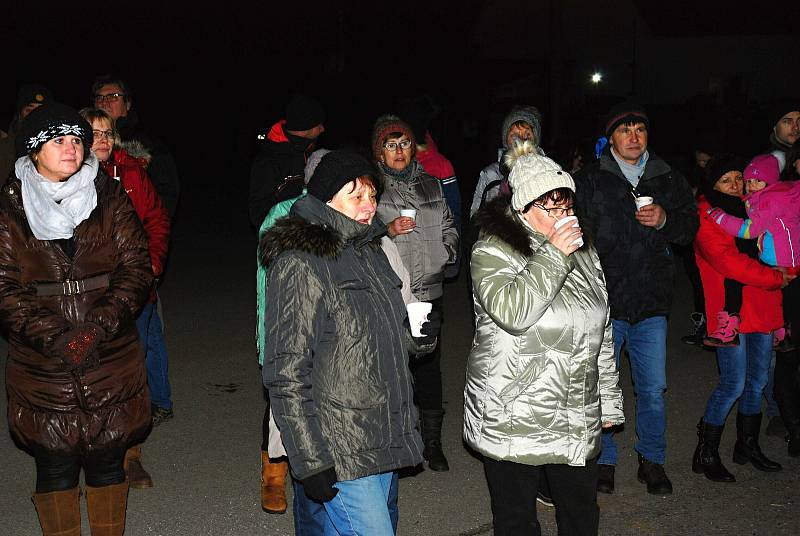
[3,0,799,220]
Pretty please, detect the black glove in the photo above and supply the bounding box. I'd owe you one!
[302,467,339,502]
[53,323,105,372]
[415,309,441,345]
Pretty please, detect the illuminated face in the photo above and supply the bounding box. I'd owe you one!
[326,177,378,224]
[745,178,767,194]
[34,135,85,182]
[94,83,130,120]
[521,197,575,236]
[380,136,413,171]
[90,118,115,162]
[775,111,800,146]
[713,170,743,196]
[609,122,648,165]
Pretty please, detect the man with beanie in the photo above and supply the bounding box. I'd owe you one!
[260,150,435,535]
[0,84,53,185]
[574,101,698,496]
[767,106,800,172]
[92,76,181,218]
[248,94,325,228]
[469,104,544,218]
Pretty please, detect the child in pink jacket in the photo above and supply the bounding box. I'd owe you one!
[707,154,800,345]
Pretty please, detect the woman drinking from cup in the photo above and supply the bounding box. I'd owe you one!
[0,103,153,535]
[464,141,624,536]
[372,114,458,472]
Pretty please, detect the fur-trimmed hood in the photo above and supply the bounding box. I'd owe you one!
[259,195,386,268]
[116,139,152,163]
[472,195,540,257]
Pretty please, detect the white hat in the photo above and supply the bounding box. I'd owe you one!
[505,140,575,211]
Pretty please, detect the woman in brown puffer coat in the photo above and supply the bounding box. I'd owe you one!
[0,103,153,536]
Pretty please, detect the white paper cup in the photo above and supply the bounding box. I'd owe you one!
[553,216,584,247]
[635,196,654,210]
[406,302,432,337]
[400,208,417,220]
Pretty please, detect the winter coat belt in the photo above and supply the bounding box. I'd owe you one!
[35,273,111,296]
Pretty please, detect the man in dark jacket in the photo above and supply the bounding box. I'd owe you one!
[248,94,325,228]
[92,76,181,218]
[574,102,698,496]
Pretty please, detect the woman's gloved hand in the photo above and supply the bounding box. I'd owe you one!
[302,467,339,502]
[53,323,105,371]
[415,309,441,345]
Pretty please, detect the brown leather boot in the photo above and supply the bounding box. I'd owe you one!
[86,480,129,536]
[32,486,81,536]
[124,445,153,489]
[260,451,288,514]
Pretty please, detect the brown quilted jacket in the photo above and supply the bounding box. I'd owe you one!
[0,168,154,455]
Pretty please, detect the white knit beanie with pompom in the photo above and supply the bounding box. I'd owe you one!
[505,140,575,211]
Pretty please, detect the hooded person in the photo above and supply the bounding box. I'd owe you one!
[248,94,326,228]
[259,149,437,535]
[465,140,623,535]
[0,102,153,536]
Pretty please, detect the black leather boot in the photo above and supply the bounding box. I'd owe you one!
[732,413,782,472]
[692,419,735,482]
[637,453,673,495]
[421,410,449,472]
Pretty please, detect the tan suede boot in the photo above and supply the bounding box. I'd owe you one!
[260,451,288,514]
[32,486,81,536]
[123,445,153,489]
[86,480,129,536]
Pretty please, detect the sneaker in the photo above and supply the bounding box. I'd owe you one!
[681,312,706,345]
[637,454,672,495]
[703,311,740,347]
[152,406,174,426]
[536,490,554,508]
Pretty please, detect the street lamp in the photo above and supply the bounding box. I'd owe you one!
[591,72,602,84]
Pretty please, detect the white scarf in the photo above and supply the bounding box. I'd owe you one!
[15,153,99,240]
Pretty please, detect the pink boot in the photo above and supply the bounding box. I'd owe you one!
[704,311,740,347]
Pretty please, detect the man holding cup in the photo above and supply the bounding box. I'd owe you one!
[573,102,698,496]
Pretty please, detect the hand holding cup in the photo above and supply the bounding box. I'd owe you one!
[549,215,583,255]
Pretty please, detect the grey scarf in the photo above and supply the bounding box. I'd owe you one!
[611,149,650,188]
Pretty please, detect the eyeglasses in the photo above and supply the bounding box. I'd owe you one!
[532,203,575,219]
[93,92,126,103]
[383,139,413,152]
[92,129,115,140]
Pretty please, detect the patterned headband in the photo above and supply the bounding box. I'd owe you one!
[27,123,87,151]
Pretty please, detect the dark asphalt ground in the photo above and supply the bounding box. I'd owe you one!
[1,184,798,535]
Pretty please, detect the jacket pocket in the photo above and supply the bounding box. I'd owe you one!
[322,390,390,454]
[335,279,370,338]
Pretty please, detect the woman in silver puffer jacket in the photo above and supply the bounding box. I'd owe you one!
[463,142,624,536]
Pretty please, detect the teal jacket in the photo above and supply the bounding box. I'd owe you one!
[256,192,304,365]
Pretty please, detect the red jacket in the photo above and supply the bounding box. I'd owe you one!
[694,196,783,334]
[102,149,170,277]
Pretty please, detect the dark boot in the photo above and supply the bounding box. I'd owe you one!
[86,480,129,536]
[32,486,81,536]
[637,453,673,495]
[681,312,706,345]
[732,413,782,472]
[421,410,449,472]
[596,464,615,494]
[691,419,735,482]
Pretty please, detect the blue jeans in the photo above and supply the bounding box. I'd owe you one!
[292,472,399,535]
[599,316,668,465]
[135,302,172,409]
[703,332,772,425]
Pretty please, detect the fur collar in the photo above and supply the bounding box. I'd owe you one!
[473,195,537,257]
[258,196,386,268]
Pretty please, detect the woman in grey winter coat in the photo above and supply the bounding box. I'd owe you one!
[464,141,624,536]
[260,150,438,535]
[373,114,458,472]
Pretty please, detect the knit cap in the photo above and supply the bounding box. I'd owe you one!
[371,115,416,161]
[701,154,746,198]
[505,140,574,211]
[307,150,379,202]
[285,94,325,132]
[604,101,649,139]
[744,154,781,187]
[16,83,52,112]
[16,103,93,156]
[501,105,543,148]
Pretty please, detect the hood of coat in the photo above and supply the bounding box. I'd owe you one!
[473,195,542,257]
[116,139,151,163]
[259,195,386,268]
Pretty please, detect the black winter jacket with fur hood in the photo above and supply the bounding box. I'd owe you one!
[259,195,424,481]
